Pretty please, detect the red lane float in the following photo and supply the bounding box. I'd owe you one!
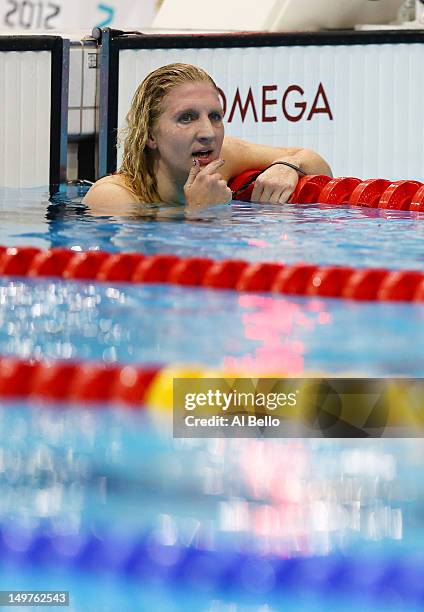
[132,254,180,283]
[349,179,391,208]
[0,247,41,275]
[305,266,355,298]
[290,175,331,204]
[0,246,422,302]
[319,177,362,205]
[167,257,214,286]
[202,260,249,289]
[378,181,422,210]
[377,271,424,301]
[342,269,390,300]
[0,356,160,406]
[236,262,285,292]
[97,253,145,282]
[0,359,39,397]
[414,279,424,300]
[410,184,424,212]
[63,251,110,280]
[272,264,318,295]
[29,248,77,277]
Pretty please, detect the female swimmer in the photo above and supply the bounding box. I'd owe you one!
[83,63,332,213]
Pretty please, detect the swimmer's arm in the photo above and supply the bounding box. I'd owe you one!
[220,136,332,179]
[82,181,141,215]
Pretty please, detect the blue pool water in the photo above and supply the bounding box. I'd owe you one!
[0,280,422,375]
[0,187,423,270]
[0,187,423,610]
[1,405,424,611]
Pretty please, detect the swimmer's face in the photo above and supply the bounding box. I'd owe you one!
[147,81,224,178]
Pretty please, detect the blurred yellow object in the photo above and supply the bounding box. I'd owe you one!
[146,365,223,412]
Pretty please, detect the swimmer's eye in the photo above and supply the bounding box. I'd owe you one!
[209,112,223,122]
[178,112,196,123]
[177,111,223,124]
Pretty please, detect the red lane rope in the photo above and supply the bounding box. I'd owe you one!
[229,172,424,211]
[0,355,160,407]
[0,246,423,302]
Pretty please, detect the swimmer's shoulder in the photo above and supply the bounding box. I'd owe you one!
[220,135,253,181]
[82,174,141,214]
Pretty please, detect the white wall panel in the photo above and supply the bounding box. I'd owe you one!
[117,44,424,181]
[68,43,98,138]
[0,50,51,187]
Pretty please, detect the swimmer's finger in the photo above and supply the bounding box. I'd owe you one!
[267,186,286,203]
[250,180,265,202]
[253,179,286,204]
[261,185,279,203]
[278,188,294,204]
[201,158,225,175]
[185,159,202,188]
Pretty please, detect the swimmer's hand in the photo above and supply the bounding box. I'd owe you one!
[184,158,232,209]
[251,160,299,204]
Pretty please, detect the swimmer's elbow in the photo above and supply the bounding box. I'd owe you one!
[300,148,333,177]
[319,157,333,178]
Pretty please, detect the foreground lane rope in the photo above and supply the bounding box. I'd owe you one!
[0,246,423,302]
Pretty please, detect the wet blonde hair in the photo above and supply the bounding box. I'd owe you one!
[119,63,219,203]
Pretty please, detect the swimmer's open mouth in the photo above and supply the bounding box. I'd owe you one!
[193,150,213,159]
